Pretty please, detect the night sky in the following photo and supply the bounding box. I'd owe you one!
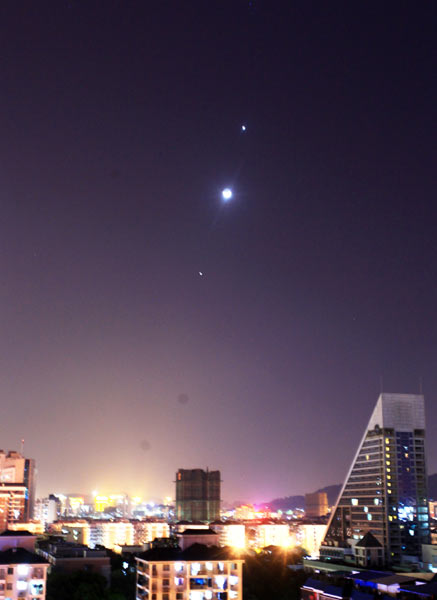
[0,1,436,503]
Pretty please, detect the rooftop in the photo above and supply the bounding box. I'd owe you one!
[0,548,49,565]
[355,532,382,548]
[179,529,217,536]
[0,530,35,537]
[302,577,344,597]
[137,543,243,562]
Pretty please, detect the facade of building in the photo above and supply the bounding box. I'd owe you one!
[133,521,170,545]
[34,494,61,526]
[210,522,246,550]
[0,485,28,532]
[54,518,169,551]
[0,531,49,600]
[320,393,430,565]
[136,543,243,600]
[251,522,292,549]
[298,524,327,558]
[353,531,384,567]
[305,493,329,518]
[0,451,36,522]
[176,469,221,522]
[88,521,135,549]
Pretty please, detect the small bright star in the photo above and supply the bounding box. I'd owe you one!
[221,188,233,202]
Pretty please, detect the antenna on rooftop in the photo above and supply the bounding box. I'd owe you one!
[20,439,24,455]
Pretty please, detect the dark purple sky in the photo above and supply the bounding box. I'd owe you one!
[0,1,436,503]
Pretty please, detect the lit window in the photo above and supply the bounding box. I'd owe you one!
[388,490,392,494]
[17,565,29,576]
[175,563,184,572]
[367,514,372,521]
[365,454,370,460]
[229,576,239,586]
[387,475,391,479]
[351,499,358,506]
[389,516,393,521]
[191,563,201,576]
[386,453,390,458]
[385,438,390,443]
[374,499,379,505]
[386,461,391,465]
[405,453,409,458]
[363,507,368,513]
[387,468,391,473]
[206,562,213,571]
[215,575,226,590]
[17,581,27,591]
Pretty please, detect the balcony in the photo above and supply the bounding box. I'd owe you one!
[190,577,213,589]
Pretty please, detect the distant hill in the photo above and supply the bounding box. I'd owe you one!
[267,483,341,512]
[267,474,437,512]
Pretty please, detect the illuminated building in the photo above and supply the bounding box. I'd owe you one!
[88,520,134,549]
[0,450,36,523]
[56,521,90,546]
[175,469,221,522]
[67,496,85,515]
[232,504,271,520]
[34,495,61,526]
[0,530,49,600]
[136,531,243,600]
[94,495,111,513]
[210,521,246,549]
[305,493,329,518]
[428,501,437,519]
[93,494,130,516]
[0,485,27,531]
[253,522,292,549]
[298,524,327,558]
[7,522,45,535]
[54,518,169,551]
[321,393,430,565]
[132,520,170,545]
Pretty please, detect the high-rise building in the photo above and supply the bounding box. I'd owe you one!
[305,492,329,517]
[0,451,36,527]
[175,469,221,522]
[320,393,429,565]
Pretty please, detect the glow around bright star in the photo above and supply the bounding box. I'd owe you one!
[221,188,233,201]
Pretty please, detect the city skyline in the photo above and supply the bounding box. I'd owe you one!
[0,2,436,502]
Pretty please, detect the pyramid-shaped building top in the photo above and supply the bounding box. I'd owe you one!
[320,393,429,565]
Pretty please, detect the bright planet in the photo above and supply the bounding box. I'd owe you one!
[221,188,233,202]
